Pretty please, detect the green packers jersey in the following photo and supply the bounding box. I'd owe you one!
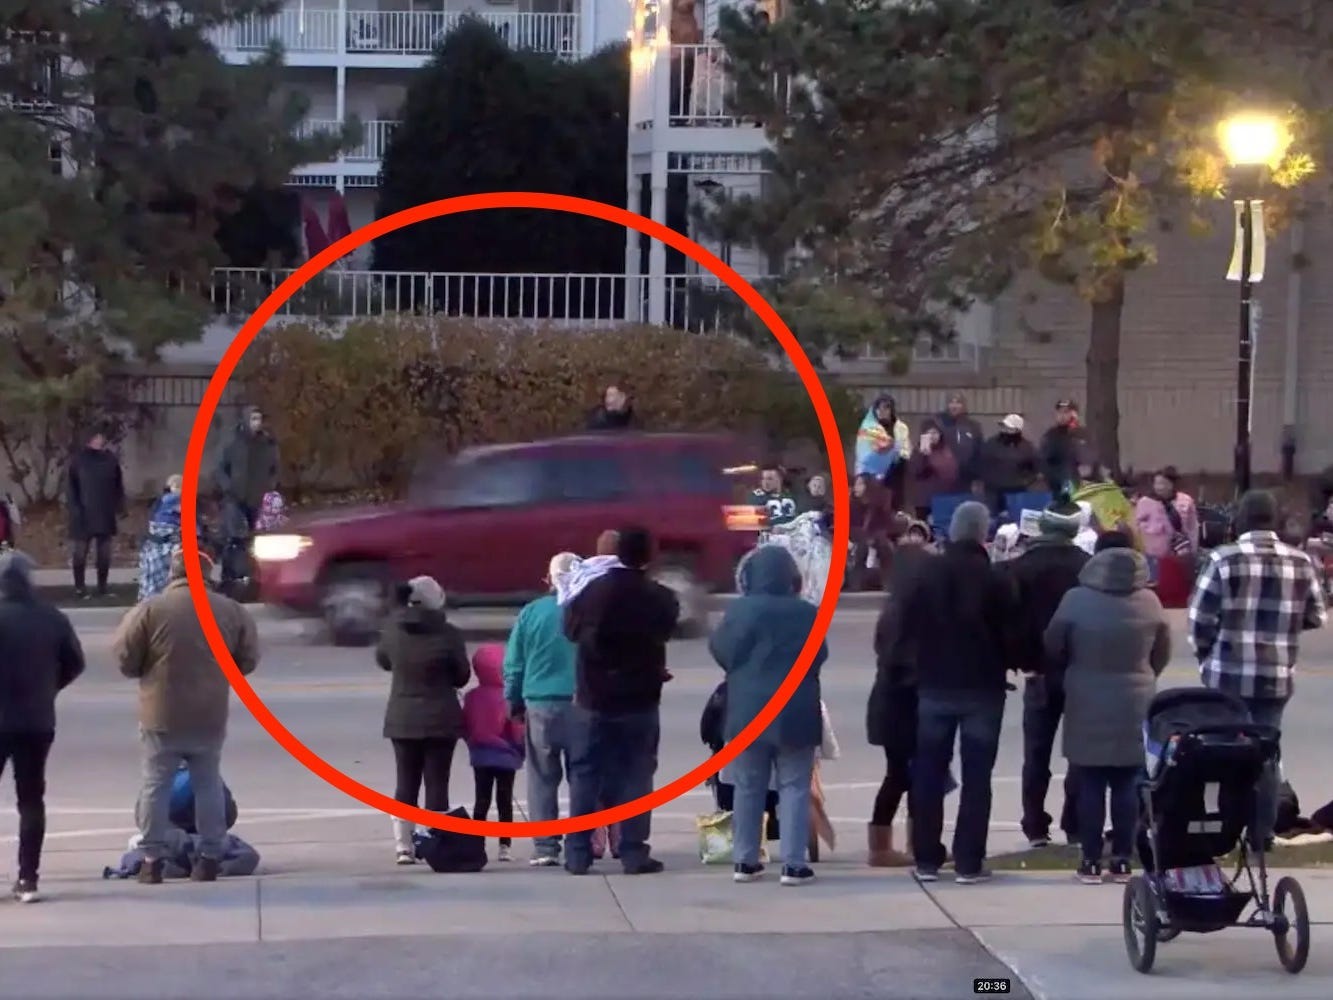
[752,488,798,527]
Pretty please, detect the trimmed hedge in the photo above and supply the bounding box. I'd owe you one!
[236,319,864,497]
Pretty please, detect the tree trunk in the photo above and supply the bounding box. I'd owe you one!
[1086,275,1124,476]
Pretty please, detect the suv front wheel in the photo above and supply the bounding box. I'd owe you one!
[652,560,709,639]
[320,562,390,647]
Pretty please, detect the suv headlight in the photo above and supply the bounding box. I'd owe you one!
[252,534,312,562]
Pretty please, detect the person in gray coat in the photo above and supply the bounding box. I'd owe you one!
[1043,533,1170,884]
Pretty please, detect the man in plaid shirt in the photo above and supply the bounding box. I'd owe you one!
[1187,491,1327,847]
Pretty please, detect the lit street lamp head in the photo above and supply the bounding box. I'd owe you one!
[1218,113,1289,168]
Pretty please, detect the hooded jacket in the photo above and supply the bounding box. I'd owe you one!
[217,409,280,510]
[1043,548,1171,767]
[979,432,1039,495]
[376,604,470,740]
[935,411,984,484]
[855,396,912,479]
[0,550,85,733]
[463,644,525,770]
[708,545,827,748]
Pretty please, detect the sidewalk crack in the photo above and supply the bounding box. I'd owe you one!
[255,879,264,942]
[603,876,637,932]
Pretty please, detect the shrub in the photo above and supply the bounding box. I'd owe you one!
[236,319,864,497]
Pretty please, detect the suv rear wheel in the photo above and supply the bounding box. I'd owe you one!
[652,559,708,639]
[321,562,390,647]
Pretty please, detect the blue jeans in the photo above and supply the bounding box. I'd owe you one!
[731,743,816,869]
[1243,697,1287,848]
[1076,765,1138,863]
[524,700,578,859]
[564,706,660,869]
[912,691,1005,874]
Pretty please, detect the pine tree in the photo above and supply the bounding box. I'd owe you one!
[0,1,340,501]
[373,20,629,317]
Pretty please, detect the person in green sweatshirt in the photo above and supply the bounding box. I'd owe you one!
[503,551,580,867]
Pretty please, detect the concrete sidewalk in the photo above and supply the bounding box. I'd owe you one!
[2,846,1328,999]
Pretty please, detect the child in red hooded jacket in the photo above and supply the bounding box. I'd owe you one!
[463,643,525,861]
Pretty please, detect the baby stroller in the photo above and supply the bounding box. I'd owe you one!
[1123,687,1310,975]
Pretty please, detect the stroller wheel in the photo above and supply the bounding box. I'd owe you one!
[1122,875,1159,974]
[1272,876,1310,974]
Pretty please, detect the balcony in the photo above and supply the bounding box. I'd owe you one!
[296,118,399,162]
[209,8,580,61]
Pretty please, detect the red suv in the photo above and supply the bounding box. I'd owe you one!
[253,432,759,644]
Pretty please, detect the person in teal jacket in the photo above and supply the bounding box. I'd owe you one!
[708,544,828,887]
[503,551,580,866]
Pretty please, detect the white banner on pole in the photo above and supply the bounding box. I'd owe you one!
[1227,201,1266,283]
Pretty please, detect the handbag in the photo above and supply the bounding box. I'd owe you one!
[696,810,770,865]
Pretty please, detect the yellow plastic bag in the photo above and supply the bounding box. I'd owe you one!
[696,811,771,865]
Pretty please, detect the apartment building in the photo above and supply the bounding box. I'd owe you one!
[206,1,632,262]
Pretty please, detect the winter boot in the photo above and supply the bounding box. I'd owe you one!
[868,824,912,867]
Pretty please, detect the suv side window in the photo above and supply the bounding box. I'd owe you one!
[440,456,552,509]
[670,450,731,496]
[558,454,632,502]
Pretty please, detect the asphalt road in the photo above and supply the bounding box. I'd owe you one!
[17,609,1333,871]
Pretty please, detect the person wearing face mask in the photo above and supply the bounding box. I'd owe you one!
[587,385,635,431]
[979,415,1040,517]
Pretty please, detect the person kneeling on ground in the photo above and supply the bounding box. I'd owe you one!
[709,544,828,887]
[113,548,259,884]
[1044,531,1170,884]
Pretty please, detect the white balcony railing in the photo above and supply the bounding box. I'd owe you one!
[211,9,579,58]
[631,43,787,130]
[211,8,340,53]
[206,268,979,364]
[296,118,400,162]
[210,268,725,330]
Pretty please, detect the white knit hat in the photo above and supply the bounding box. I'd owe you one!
[547,552,579,588]
[407,576,446,611]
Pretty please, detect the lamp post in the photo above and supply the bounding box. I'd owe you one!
[1219,114,1287,498]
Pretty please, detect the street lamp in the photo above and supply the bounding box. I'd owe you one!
[1219,113,1289,498]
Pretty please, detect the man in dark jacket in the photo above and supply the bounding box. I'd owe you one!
[936,392,984,487]
[66,428,125,597]
[1038,399,1089,495]
[891,501,1016,884]
[979,414,1040,516]
[587,384,635,431]
[1003,501,1089,847]
[216,407,280,586]
[562,526,679,875]
[0,549,86,902]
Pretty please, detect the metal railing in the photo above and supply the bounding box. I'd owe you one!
[209,8,579,58]
[206,268,979,363]
[632,43,785,130]
[296,118,400,161]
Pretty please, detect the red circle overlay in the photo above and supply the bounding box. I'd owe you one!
[181,192,850,836]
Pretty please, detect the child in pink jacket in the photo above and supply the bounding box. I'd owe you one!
[1134,467,1200,559]
[463,644,525,861]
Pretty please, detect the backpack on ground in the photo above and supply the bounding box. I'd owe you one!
[413,807,488,873]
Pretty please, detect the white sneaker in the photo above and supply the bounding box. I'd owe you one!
[11,879,39,903]
[529,855,560,867]
[497,844,512,862]
[395,851,416,866]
